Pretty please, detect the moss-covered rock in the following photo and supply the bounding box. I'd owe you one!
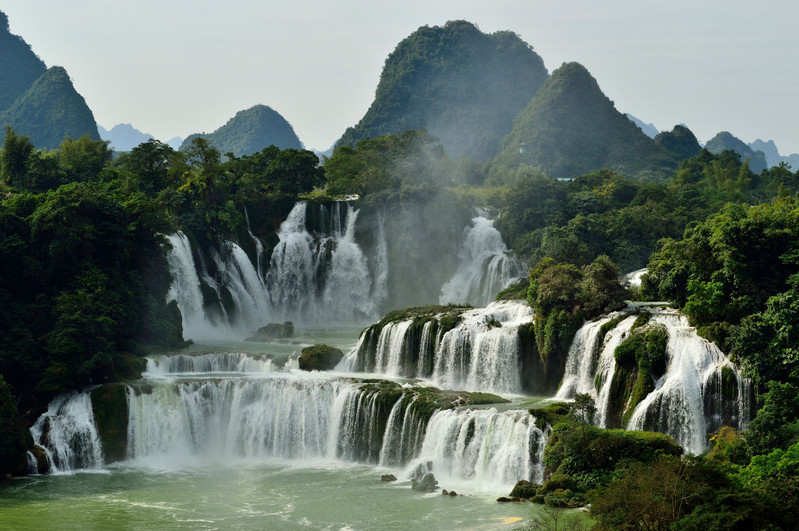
[298,344,344,371]
[90,384,129,464]
[509,479,540,498]
[608,323,668,427]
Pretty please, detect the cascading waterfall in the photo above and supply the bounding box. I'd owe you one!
[344,301,534,394]
[165,231,227,341]
[556,308,752,454]
[145,352,276,374]
[439,216,523,307]
[211,241,272,333]
[264,201,381,325]
[626,312,752,455]
[30,392,104,472]
[409,408,546,486]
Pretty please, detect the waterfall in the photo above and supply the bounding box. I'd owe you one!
[626,312,752,455]
[146,352,276,374]
[555,308,752,454]
[555,314,619,400]
[30,392,104,472]
[211,241,272,333]
[409,408,546,486]
[439,216,523,307]
[265,201,379,325]
[244,207,266,280]
[165,231,229,341]
[345,301,533,394]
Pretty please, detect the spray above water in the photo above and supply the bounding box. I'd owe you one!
[440,216,523,307]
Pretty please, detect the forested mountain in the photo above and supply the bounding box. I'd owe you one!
[180,105,302,156]
[0,67,100,149]
[706,131,768,174]
[336,20,549,161]
[0,11,47,113]
[654,124,702,159]
[0,66,100,149]
[494,62,679,181]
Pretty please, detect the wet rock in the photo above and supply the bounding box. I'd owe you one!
[509,479,539,499]
[298,344,344,371]
[442,489,449,495]
[247,321,294,341]
[381,474,397,482]
[497,497,523,503]
[448,490,457,497]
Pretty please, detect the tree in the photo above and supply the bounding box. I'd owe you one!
[0,126,34,186]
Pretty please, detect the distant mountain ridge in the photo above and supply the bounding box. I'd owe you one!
[97,123,183,152]
[0,10,99,149]
[336,20,549,161]
[706,131,767,174]
[494,62,679,181]
[180,105,302,156]
[626,114,659,138]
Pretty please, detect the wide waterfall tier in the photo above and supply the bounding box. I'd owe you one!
[342,301,534,395]
[145,352,276,375]
[555,308,753,454]
[439,216,523,307]
[31,370,545,487]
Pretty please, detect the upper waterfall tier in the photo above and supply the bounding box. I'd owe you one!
[555,308,752,454]
[341,301,534,394]
[439,216,523,307]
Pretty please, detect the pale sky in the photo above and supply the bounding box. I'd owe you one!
[3,0,798,155]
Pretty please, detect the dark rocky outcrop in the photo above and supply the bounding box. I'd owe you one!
[297,344,344,371]
[90,384,129,464]
[247,321,294,341]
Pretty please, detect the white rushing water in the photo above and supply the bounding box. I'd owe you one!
[145,352,276,375]
[555,308,751,454]
[30,392,104,472]
[342,301,534,394]
[440,216,523,307]
[411,407,547,487]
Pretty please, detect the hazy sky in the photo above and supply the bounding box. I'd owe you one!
[3,0,798,154]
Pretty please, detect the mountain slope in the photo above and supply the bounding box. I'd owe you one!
[654,125,702,160]
[495,62,678,181]
[336,20,549,161]
[180,105,302,156]
[0,66,100,149]
[0,10,47,113]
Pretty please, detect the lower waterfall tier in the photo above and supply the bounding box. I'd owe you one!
[30,373,546,488]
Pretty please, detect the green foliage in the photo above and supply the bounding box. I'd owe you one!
[743,381,799,457]
[179,104,302,156]
[0,374,32,476]
[610,324,668,426]
[590,455,750,531]
[325,130,456,199]
[337,20,548,161]
[495,278,529,301]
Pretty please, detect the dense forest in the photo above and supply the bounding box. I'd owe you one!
[2,11,799,529]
